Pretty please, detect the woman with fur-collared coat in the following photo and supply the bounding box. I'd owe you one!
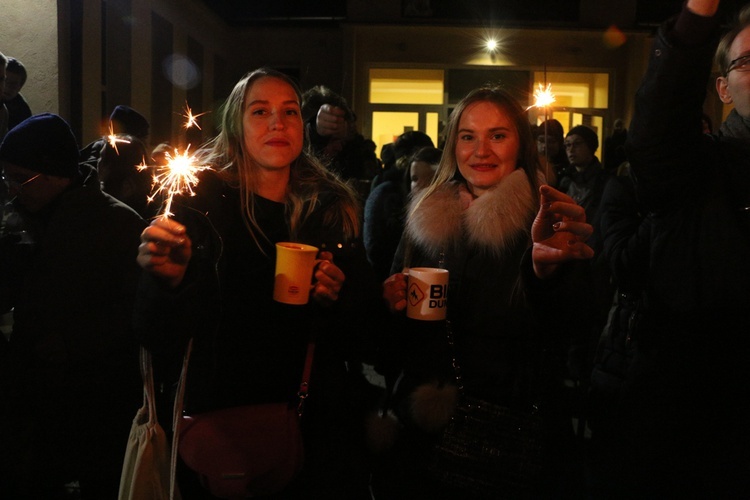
[372,86,595,499]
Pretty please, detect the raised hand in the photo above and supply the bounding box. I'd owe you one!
[531,185,594,279]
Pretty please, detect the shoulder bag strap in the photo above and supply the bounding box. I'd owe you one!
[139,347,158,426]
[169,338,193,500]
[296,341,315,416]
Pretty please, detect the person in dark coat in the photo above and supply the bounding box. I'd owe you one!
[134,68,384,499]
[560,125,610,244]
[301,85,381,200]
[372,85,595,499]
[602,118,628,173]
[587,1,750,497]
[0,113,145,499]
[1,57,32,131]
[535,118,570,187]
[0,53,9,140]
[97,133,156,219]
[363,146,441,282]
[79,105,150,167]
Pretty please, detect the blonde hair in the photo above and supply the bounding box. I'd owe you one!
[197,68,360,249]
[411,85,541,215]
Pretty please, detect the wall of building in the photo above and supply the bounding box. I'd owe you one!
[1,0,60,115]
[5,0,726,153]
[347,23,653,139]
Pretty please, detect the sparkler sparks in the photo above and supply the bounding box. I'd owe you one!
[139,145,211,218]
[106,123,130,154]
[527,83,556,111]
[180,103,209,130]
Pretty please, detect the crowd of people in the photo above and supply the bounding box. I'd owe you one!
[1,0,749,497]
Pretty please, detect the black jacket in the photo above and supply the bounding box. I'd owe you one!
[597,7,750,490]
[0,165,145,494]
[133,171,384,498]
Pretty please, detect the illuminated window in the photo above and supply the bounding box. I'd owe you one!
[535,71,608,109]
[369,69,444,105]
[533,71,609,145]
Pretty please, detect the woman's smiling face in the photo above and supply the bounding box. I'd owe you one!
[455,100,520,197]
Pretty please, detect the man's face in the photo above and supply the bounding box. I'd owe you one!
[716,26,750,119]
[564,134,594,168]
[1,163,69,213]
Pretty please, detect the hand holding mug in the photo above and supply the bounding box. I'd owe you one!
[311,251,345,306]
[274,243,343,305]
[383,272,408,313]
[405,268,448,321]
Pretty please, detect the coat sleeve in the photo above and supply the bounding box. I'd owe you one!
[132,207,222,355]
[599,176,651,293]
[626,8,720,212]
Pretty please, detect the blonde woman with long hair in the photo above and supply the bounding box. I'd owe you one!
[375,85,593,499]
[136,67,380,499]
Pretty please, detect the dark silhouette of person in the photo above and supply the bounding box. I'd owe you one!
[0,113,145,499]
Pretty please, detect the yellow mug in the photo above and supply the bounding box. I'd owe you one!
[273,242,320,305]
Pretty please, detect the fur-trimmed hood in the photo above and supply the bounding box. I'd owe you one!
[404,169,538,259]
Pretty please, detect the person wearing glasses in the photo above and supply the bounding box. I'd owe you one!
[559,126,612,332]
[560,125,610,250]
[587,0,750,497]
[0,114,145,499]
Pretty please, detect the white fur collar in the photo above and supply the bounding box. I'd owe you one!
[405,169,538,258]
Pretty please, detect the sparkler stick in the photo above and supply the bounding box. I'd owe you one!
[526,68,556,182]
[138,145,211,219]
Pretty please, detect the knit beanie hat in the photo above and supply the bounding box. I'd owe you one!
[566,125,599,152]
[110,105,149,138]
[0,113,81,178]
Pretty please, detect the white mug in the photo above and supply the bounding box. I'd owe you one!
[406,267,449,321]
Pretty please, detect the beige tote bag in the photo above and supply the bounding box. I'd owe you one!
[118,345,189,500]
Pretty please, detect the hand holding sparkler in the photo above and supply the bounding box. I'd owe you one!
[137,217,192,288]
[531,185,594,279]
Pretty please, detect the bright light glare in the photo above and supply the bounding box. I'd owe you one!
[527,83,556,111]
[486,39,498,52]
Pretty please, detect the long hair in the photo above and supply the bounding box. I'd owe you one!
[412,85,541,215]
[197,68,360,248]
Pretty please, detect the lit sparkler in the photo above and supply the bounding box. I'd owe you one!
[180,103,209,130]
[139,145,211,218]
[106,122,130,154]
[527,78,556,183]
[527,83,556,111]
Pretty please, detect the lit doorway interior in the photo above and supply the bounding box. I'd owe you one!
[366,68,611,158]
[531,71,609,147]
[369,68,444,157]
